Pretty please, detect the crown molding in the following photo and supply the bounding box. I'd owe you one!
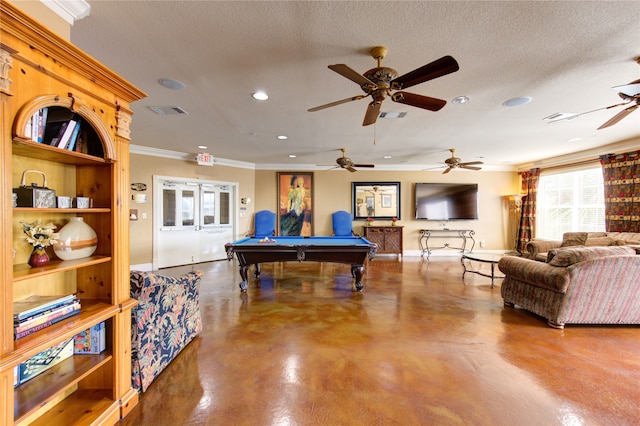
[130,144,256,170]
[42,0,90,25]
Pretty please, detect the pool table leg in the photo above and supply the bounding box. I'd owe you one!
[253,263,261,277]
[351,265,365,292]
[239,264,250,292]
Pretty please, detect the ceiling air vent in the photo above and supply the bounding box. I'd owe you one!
[148,106,189,115]
[379,111,407,119]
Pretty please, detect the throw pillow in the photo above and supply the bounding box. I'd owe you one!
[584,236,615,246]
[548,245,636,267]
[560,232,588,247]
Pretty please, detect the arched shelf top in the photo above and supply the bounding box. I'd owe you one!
[12,94,116,160]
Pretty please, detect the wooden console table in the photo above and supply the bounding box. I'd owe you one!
[419,229,475,258]
[363,226,403,256]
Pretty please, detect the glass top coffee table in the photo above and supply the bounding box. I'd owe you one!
[461,252,511,288]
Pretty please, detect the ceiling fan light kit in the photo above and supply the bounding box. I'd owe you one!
[308,46,459,126]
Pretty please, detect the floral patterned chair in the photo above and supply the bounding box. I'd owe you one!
[130,270,203,392]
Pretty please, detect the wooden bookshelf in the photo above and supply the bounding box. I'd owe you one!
[1,3,146,425]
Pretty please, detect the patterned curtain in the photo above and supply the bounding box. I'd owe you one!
[600,150,640,232]
[517,168,541,254]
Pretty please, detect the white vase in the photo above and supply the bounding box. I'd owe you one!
[54,217,98,260]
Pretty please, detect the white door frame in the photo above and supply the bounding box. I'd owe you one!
[152,175,239,270]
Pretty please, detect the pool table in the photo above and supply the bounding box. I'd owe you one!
[225,236,377,292]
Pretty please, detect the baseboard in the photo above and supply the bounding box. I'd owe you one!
[130,263,153,272]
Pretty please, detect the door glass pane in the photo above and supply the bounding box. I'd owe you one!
[220,192,230,224]
[163,189,176,226]
[182,190,195,226]
[202,190,215,225]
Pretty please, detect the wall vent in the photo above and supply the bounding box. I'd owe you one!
[148,106,189,115]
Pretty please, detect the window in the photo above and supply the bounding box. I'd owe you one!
[536,166,605,240]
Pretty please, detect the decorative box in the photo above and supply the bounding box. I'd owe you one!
[13,170,56,208]
[74,322,106,354]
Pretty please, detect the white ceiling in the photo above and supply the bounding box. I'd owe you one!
[70,1,640,171]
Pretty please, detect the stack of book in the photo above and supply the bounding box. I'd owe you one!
[25,107,88,153]
[13,294,81,340]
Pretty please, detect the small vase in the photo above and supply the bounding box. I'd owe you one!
[54,217,98,261]
[392,222,397,227]
[29,245,49,267]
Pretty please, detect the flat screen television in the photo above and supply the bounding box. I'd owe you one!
[415,183,479,220]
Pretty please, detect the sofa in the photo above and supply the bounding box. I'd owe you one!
[130,270,203,392]
[498,245,640,328]
[526,231,640,262]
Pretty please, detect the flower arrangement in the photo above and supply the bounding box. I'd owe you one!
[391,217,398,226]
[366,217,374,225]
[20,220,59,248]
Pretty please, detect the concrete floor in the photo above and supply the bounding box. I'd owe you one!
[121,257,640,425]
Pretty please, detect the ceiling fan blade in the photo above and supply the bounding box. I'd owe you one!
[345,165,357,173]
[460,165,482,171]
[352,164,375,168]
[328,64,376,89]
[613,81,640,97]
[442,167,452,174]
[597,104,638,130]
[390,55,459,90]
[308,94,367,112]
[391,92,447,111]
[460,161,484,166]
[363,101,382,126]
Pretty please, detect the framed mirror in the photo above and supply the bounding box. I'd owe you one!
[352,181,401,220]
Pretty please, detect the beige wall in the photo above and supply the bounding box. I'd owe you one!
[255,169,519,252]
[129,154,255,265]
[131,155,519,264]
[10,0,71,40]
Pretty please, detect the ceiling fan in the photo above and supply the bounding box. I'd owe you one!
[544,59,640,129]
[308,46,459,126]
[334,148,375,172]
[440,149,483,174]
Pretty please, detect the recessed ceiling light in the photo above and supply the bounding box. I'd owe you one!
[289,154,297,158]
[383,155,392,159]
[503,96,532,107]
[252,91,268,100]
[198,145,208,149]
[277,135,288,140]
[568,137,582,142]
[158,78,185,90]
[452,95,469,104]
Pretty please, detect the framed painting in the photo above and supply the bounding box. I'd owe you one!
[277,172,314,236]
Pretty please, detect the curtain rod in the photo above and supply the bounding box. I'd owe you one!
[519,150,639,174]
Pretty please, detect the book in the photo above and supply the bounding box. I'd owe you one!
[14,309,80,340]
[13,294,77,322]
[37,107,48,143]
[56,119,78,149]
[74,321,106,354]
[65,119,82,151]
[17,338,74,385]
[14,301,81,333]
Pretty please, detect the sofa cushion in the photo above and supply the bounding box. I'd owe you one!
[548,246,636,267]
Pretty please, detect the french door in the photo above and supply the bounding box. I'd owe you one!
[153,176,237,269]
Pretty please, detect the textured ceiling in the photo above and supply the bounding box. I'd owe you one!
[70,1,640,171]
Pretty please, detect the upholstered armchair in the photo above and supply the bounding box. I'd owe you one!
[332,210,356,236]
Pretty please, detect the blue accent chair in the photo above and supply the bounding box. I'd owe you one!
[332,210,355,236]
[252,210,276,237]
